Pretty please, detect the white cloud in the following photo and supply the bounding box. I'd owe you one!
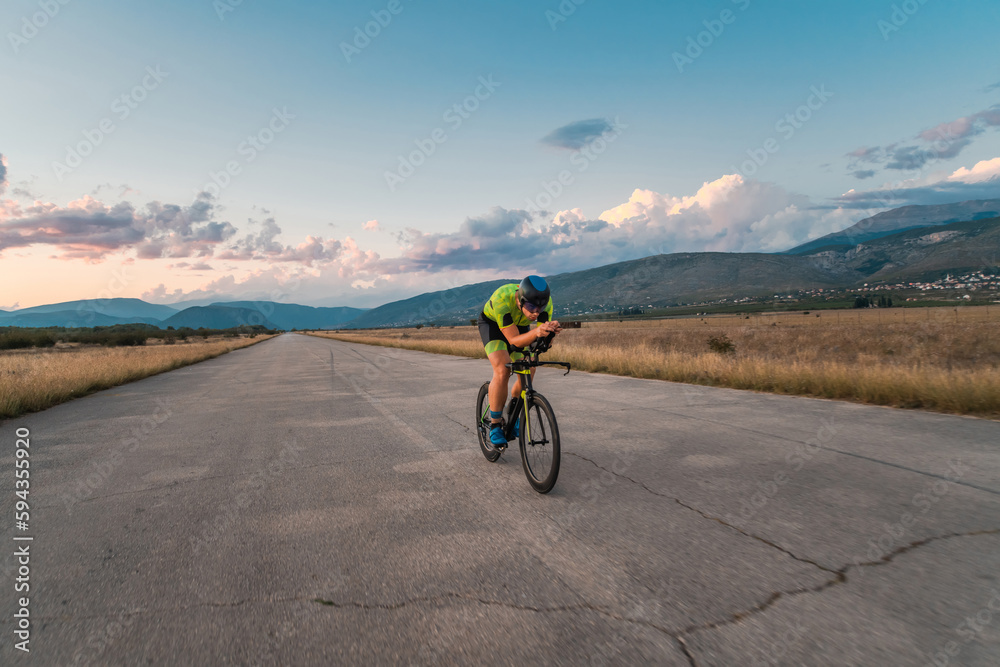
[367,175,864,277]
[947,157,1000,183]
[596,174,853,254]
[834,156,1000,208]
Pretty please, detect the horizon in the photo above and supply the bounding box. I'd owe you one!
[3,0,1000,310]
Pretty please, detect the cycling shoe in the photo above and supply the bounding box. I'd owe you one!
[490,423,507,447]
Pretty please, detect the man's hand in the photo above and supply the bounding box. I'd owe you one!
[536,320,562,336]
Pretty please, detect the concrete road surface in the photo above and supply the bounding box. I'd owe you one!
[1,333,998,665]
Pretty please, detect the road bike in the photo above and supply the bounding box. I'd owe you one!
[475,333,570,494]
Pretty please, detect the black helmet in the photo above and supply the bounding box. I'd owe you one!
[518,275,550,308]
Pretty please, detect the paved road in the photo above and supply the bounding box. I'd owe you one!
[1,333,998,665]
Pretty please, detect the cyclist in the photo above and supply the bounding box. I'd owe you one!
[478,275,562,447]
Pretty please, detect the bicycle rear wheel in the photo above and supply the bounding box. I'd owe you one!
[519,393,560,493]
[476,381,502,462]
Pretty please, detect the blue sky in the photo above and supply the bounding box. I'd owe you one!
[2,0,1000,308]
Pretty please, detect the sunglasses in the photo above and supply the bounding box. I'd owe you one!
[521,300,543,313]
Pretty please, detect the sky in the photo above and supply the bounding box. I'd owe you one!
[2,0,1000,310]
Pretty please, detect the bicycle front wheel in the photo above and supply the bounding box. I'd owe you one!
[519,393,560,493]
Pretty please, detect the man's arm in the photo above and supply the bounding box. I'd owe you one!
[501,321,559,349]
[500,325,549,347]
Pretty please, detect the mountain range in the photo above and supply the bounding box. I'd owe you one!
[3,200,999,330]
[785,199,1000,255]
[0,299,365,330]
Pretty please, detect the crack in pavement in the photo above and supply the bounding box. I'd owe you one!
[442,414,471,432]
[563,452,1000,658]
[676,635,698,667]
[646,407,1000,496]
[566,452,838,576]
[27,532,995,663]
[311,591,701,662]
[677,528,1000,640]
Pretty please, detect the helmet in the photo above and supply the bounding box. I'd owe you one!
[518,275,550,309]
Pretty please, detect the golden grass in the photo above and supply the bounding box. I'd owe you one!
[309,307,1000,417]
[0,335,276,419]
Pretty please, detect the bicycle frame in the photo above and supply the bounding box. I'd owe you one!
[502,335,571,441]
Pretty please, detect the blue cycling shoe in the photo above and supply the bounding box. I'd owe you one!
[489,423,507,447]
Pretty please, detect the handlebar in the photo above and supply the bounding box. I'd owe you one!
[528,331,556,355]
[506,331,570,375]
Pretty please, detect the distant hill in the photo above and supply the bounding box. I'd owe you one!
[0,310,162,328]
[160,298,223,310]
[0,298,361,331]
[160,306,280,330]
[341,253,856,328]
[786,199,1000,255]
[547,252,854,310]
[806,216,1000,282]
[340,216,1000,327]
[211,301,365,330]
[0,298,178,321]
[342,280,513,328]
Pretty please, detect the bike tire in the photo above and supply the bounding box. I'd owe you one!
[519,393,560,493]
[476,381,502,462]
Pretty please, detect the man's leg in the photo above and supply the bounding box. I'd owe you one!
[487,349,512,424]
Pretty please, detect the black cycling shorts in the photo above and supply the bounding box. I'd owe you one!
[478,312,528,359]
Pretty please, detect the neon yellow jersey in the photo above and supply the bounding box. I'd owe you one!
[483,283,553,328]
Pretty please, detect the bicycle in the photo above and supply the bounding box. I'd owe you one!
[475,333,570,494]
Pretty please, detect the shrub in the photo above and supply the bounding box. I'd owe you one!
[0,332,56,350]
[33,333,56,348]
[105,332,148,347]
[707,334,735,355]
[0,333,34,350]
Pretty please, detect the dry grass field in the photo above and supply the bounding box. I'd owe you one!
[310,306,1000,418]
[0,335,276,419]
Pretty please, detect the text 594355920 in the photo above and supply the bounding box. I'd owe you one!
[14,426,32,653]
